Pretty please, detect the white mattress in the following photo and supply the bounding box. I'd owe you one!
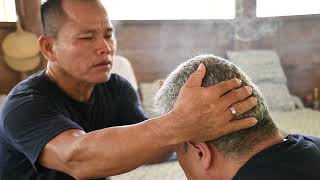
[271,109,320,136]
[112,109,320,180]
[111,161,186,180]
[0,95,6,110]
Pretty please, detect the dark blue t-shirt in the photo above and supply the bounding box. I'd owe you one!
[233,134,320,180]
[0,71,148,180]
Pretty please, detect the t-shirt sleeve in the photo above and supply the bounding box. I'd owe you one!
[2,94,84,172]
[115,76,149,125]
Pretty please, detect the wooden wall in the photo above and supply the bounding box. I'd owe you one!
[115,16,320,98]
[114,0,320,98]
[0,0,319,99]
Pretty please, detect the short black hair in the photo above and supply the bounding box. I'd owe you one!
[41,0,65,37]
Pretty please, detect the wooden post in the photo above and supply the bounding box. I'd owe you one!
[234,0,258,49]
[15,0,46,71]
[15,0,43,36]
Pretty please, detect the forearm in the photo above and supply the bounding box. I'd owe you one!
[65,113,177,179]
[145,146,174,164]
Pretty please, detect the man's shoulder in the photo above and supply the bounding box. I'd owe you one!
[234,133,320,179]
[289,134,320,147]
[9,70,49,96]
[1,70,59,120]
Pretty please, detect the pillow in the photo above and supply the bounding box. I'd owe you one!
[291,95,304,109]
[227,50,287,84]
[227,50,297,111]
[111,55,139,92]
[140,81,161,117]
[257,83,295,111]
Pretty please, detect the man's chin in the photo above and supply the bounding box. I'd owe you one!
[94,73,111,83]
[84,71,112,84]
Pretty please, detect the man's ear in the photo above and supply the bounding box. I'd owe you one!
[189,142,213,170]
[39,36,56,62]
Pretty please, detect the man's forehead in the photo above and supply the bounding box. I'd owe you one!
[62,0,109,24]
[63,7,113,32]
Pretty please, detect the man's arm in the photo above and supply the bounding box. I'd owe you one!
[39,64,257,179]
[39,115,179,179]
[144,146,174,164]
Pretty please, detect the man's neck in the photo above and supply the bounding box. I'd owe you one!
[46,65,94,102]
[212,131,285,180]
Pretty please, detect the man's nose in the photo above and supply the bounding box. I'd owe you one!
[96,37,112,55]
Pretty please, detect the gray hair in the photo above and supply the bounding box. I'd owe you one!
[154,54,278,157]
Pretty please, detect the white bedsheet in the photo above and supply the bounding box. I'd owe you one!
[0,95,6,110]
[272,109,320,136]
[111,161,186,180]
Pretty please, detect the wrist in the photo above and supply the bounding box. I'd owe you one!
[144,111,183,146]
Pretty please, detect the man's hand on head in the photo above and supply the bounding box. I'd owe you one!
[171,63,258,143]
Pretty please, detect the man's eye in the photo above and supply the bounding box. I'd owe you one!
[79,36,93,40]
[104,34,113,39]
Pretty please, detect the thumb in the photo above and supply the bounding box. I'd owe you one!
[184,63,206,88]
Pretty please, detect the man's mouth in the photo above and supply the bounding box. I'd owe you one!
[94,61,112,68]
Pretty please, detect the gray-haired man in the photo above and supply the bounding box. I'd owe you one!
[154,54,320,180]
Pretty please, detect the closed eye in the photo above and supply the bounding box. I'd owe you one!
[104,34,113,39]
[79,37,93,40]
[78,33,94,40]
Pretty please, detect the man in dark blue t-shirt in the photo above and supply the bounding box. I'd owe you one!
[0,0,259,179]
[0,72,146,180]
[154,54,320,180]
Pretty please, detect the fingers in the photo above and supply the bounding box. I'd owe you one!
[221,117,258,136]
[209,78,242,96]
[184,63,206,88]
[228,97,257,116]
[222,97,257,120]
[220,86,253,109]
